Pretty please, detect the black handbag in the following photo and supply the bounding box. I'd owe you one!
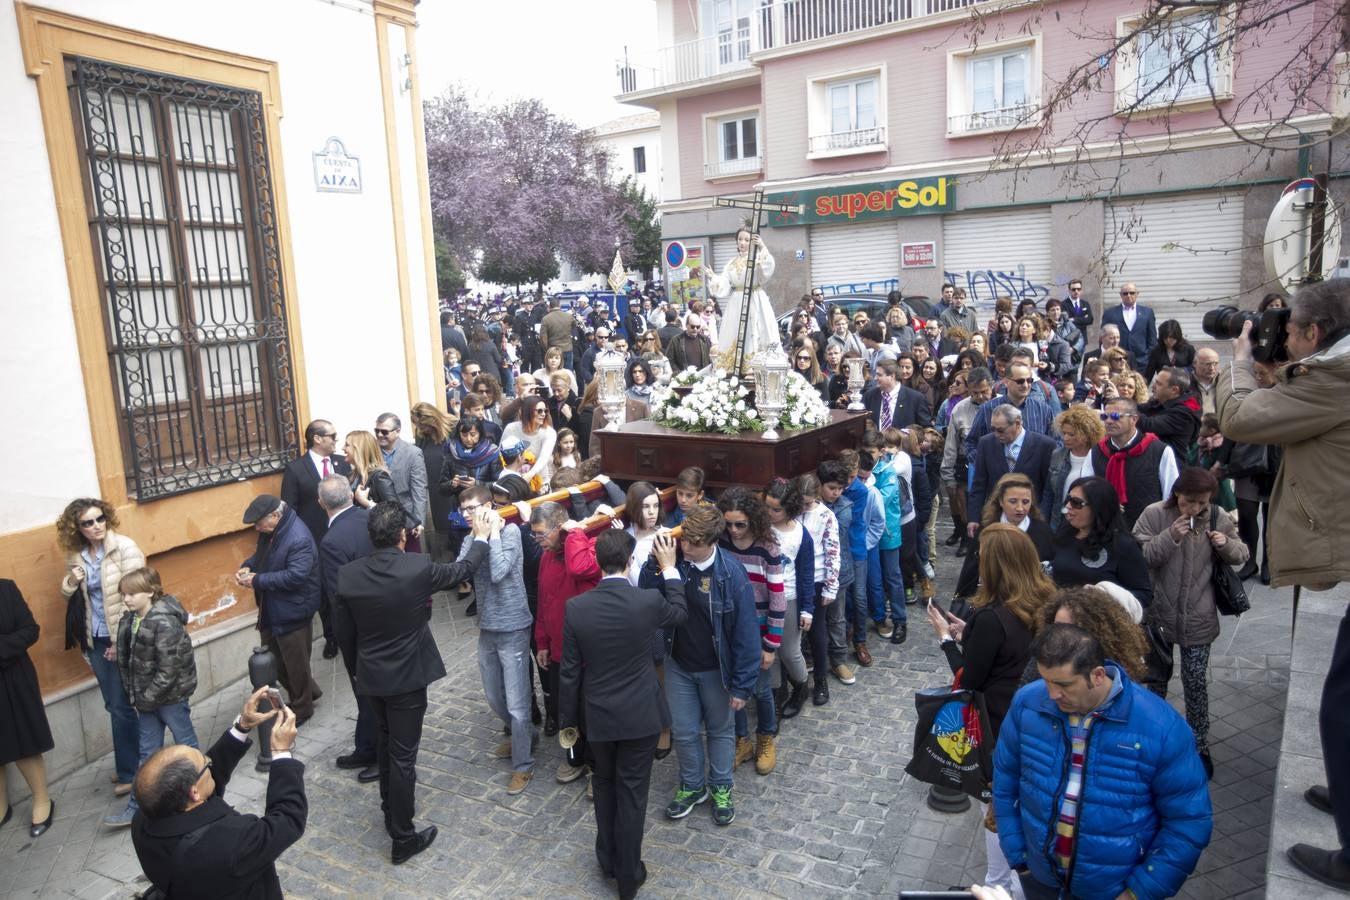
[904,671,994,802]
[1209,507,1250,617]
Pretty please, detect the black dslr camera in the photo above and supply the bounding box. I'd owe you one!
[1202,306,1291,363]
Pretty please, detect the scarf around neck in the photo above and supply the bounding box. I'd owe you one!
[1097,431,1156,505]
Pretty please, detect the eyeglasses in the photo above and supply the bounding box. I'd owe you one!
[194,757,214,781]
[725,520,750,530]
[1064,496,1088,509]
[795,355,813,362]
[1120,290,1138,296]
[1068,286,1083,292]
[375,428,396,436]
[1008,377,1032,386]
[78,514,108,528]
[319,432,338,439]
[1099,411,1134,421]
[460,503,481,515]
[991,425,1012,436]
[530,525,559,541]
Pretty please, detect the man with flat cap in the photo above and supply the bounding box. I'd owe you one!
[335,502,496,864]
[235,495,322,725]
[131,686,304,899]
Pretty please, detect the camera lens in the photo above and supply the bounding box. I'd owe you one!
[1202,306,1256,340]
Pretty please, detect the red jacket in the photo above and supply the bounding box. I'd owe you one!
[534,528,600,660]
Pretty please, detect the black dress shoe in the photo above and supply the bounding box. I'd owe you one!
[29,800,54,838]
[1260,563,1271,585]
[544,715,559,737]
[1237,561,1258,581]
[890,623,908,644]
[1,805,10,827]
[391,825,438,864]
[654,745,671,761]
[465,600,478,617]
[357,765,380,783]
[1288,844,1350,890]
[336,751,376,770]
[1307,784,1334,814]
[618,861,648,900]
[954,542,968,558]
[944,532,962,547]
[322,640,338,659]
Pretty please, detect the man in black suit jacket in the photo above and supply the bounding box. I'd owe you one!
[561,530,688,899]
[316,475,377,782]
[334,502,492,864]
[967,404,1058,535]
[862,359,932,430]
[131,687,304,900]
[280,419,351,658]
[1064,278,1095,335]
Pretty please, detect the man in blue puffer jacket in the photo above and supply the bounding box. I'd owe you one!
[237,495,323,724]
[994,623,1211,900]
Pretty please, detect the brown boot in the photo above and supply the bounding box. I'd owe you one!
[854,642,874,667]
[734,735,755,767]
[755,734,777,776]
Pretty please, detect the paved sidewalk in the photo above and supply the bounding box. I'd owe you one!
[0,548,1295,898]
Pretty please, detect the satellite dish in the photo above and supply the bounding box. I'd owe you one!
[1265,180,1342,293]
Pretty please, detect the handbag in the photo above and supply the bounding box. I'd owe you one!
[903,669,994,802]
[1209,507,1250,617]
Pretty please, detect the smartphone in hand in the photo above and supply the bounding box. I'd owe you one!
[927,596,948,618]
[266,688,282,711]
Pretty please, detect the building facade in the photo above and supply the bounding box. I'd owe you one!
[2,0,441,779]
[619,0,1349,334]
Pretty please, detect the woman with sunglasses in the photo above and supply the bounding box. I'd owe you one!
[57,498,146,808]
[716,488,786,776]
[791,340,828,401]
[501,395,557,487]
[1051,477,1152,607]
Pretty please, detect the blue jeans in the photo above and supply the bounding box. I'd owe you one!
[867,547,887,623]
[847,557,869,642]
[87,636,139,784]
[881,547,907,624]
[128,700,199,812]
[734,664,777,738]
[477,627,536,771]
[665,657,735,790]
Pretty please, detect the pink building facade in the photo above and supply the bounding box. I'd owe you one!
[619,0,1348,336]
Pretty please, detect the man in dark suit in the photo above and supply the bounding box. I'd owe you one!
[665,312,712,372]
[131,686,304,900]
[316,475,377,783]
[334,502,492,864]
[1064,277,1095,335]
[862,359,932,430]
[281,419,351,659]
[1100,282,1157,362]
[967,404,1058,535]
[561,530,688,898]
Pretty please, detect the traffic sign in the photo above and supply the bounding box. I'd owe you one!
[665,241,686,269]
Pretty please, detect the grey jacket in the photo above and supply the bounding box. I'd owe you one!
[1133,502,1248,646]
[116,594,197,711]
[457,525,531,633]
[384,439,428,529]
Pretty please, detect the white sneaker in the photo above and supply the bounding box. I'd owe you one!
[922,561,936,579]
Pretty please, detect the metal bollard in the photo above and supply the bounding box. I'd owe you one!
[926,783,972,814]
[248,645,279,772]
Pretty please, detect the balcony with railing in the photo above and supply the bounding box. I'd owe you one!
[947,100,1041,135]
[808,125,887,155]
[617,0,991,96]
[704,155,765,179]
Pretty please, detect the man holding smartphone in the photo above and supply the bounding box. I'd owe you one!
[131,686,305,899]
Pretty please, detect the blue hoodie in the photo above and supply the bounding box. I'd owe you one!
[842,476,884,560]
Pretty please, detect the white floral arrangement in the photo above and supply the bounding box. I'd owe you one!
[778,370,832,431]
[650,367,830,435]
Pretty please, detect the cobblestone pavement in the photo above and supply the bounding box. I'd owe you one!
[0,532,1293,899]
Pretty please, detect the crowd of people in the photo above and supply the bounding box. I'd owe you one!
[7,272,1350,899]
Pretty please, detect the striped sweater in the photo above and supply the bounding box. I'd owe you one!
[718,537,787,652]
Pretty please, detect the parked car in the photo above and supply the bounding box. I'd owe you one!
[776,293,936,344]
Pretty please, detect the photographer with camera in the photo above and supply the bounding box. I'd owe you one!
[1214,278,1350,891]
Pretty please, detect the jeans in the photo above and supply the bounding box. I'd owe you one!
[665,657,734,790]
[87,636,139,784]
[826,576,848,665]
[128,700,199,813]
[847,557,870,643]
[880,547,907,624]
[866,546,886,623]
[734,664,777,738]
[477,627,536,771]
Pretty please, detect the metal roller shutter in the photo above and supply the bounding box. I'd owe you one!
[712,235,739,270]
[809,221,899,295]
[942,207,1054,317]
[1103,192,1244,339]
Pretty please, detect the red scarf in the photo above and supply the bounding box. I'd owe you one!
[1098,432,1157,505]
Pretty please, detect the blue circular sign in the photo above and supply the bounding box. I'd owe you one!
[665,241,686,269]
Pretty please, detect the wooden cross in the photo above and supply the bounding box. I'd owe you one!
[714,190,803,375]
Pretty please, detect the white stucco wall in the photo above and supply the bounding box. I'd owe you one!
[596,125,662,203]
[0,0,432,534]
